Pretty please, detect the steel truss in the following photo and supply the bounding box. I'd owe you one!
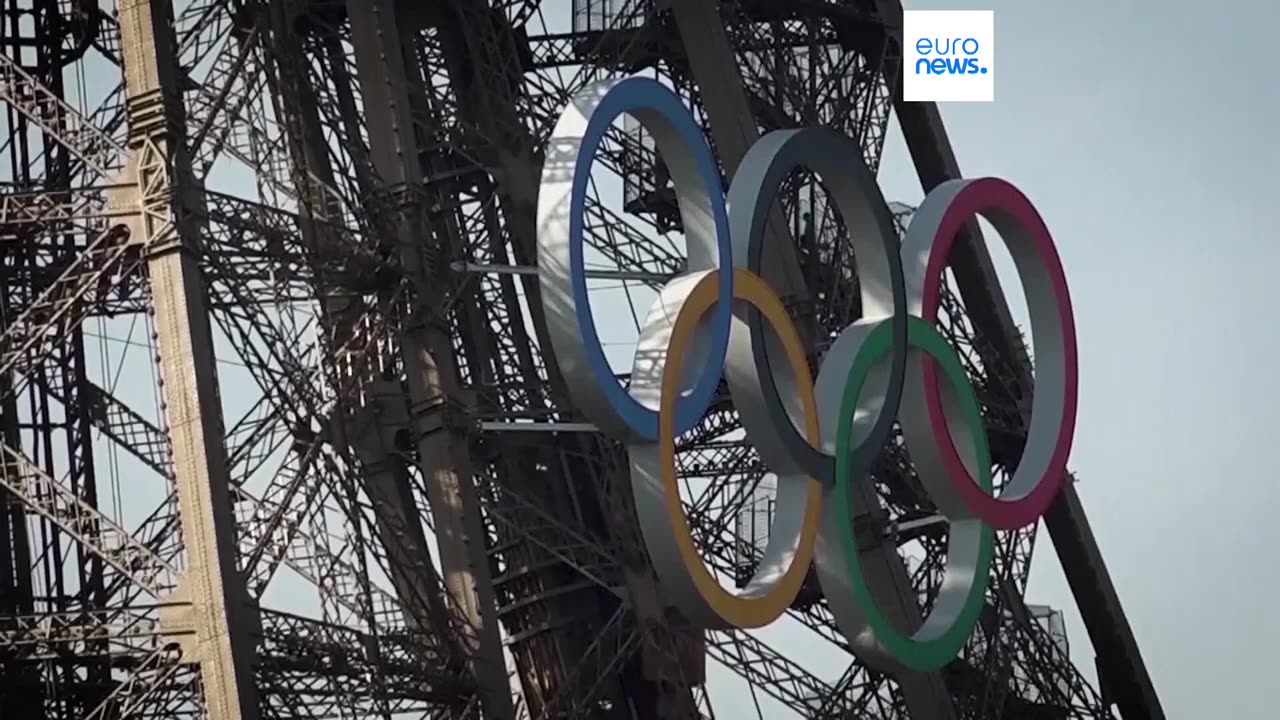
[0,0,1159,718]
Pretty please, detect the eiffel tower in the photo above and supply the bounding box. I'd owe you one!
[0,0,1162,718]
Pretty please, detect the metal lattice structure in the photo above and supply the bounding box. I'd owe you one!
[0,0,1163,718]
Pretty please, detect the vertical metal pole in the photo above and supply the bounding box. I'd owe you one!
[117,2,260,718]
[344,2,514,717]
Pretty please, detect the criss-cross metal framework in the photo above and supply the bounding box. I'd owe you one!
[0,0,1162,718]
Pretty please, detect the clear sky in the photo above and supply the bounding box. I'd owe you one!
[866,1,1277,717]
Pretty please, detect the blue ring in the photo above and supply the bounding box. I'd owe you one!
[568,77,734,439]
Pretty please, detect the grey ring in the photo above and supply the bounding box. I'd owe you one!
[723,128,909,485]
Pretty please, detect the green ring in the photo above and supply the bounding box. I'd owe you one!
[833,316,994,671]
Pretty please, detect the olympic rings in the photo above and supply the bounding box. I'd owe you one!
[535,76,1079,673]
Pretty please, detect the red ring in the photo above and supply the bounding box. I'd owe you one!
[918,178,1078,530]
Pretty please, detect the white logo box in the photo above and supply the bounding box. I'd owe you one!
[904,10,995,103]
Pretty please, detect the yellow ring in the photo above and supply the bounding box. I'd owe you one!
[658,267,823,627]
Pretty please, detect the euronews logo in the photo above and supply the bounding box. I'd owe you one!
[904,10,994,103]
[915,38,988,76]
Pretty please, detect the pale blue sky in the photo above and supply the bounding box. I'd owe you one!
[873,1,1278,717]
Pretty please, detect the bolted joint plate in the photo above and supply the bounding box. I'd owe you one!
[123,89,175,143]
[157,574,262,662]
[348,379,414,462]
[104,161,145,244]
[349,380,478,459]
[409,392,478,441]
